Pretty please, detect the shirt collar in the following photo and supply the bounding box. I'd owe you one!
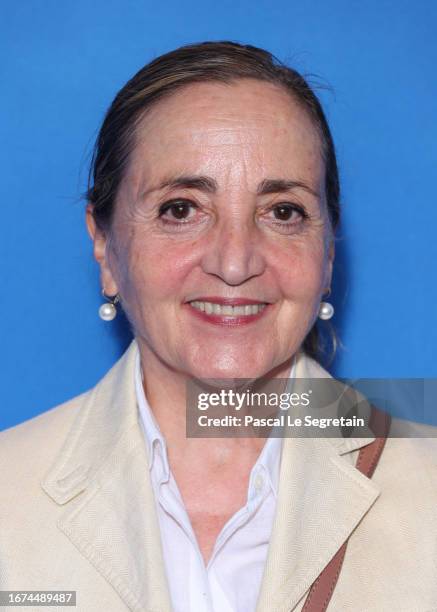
[135,351,169,480]
[135,350,297,494]
[251,354,297,499]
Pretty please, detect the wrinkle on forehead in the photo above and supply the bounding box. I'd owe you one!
[134,82,320,150]
[117,79,325,210]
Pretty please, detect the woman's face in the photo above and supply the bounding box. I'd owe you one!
[88,79,334,380]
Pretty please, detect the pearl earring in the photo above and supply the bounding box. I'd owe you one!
[318,288,334,321]
[99,290,119,321]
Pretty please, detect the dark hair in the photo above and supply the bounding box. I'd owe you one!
[86,40,340,362]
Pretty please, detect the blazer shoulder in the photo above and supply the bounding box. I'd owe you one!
[382,421,437,472]
[366,419,437,515]
[0,391,89,480]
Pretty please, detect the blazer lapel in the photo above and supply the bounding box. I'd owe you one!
[256,354,381,612]
[41,340,172,612]
[41,342,381,612]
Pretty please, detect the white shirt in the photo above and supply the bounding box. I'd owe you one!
[135,354,295,612]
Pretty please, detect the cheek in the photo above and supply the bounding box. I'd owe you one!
[273,238,327,300]
[117,236,195,306]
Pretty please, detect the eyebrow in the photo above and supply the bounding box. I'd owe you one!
[141,174,320,199]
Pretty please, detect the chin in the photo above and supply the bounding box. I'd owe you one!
[185,351,280,382]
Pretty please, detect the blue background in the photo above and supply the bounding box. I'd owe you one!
[1,0,435,430]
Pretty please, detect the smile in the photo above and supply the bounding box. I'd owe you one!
[189,301,267,316]
[186,298,271,326]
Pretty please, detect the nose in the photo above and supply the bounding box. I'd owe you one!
[200,217,266,286]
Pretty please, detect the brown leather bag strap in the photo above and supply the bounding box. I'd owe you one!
[300,406,391,612]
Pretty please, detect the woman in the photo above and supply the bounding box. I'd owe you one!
[0,41,436,612]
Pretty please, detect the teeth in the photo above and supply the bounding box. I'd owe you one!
[190,301,267,316]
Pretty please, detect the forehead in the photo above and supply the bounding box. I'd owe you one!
[124,79,324,191]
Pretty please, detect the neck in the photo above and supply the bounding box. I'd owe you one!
[136,337,294,465]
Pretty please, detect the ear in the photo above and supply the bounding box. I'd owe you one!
[86,204,119,296]
[324,238,335,292]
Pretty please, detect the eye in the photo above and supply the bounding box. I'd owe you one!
[270,203,309,223]
[158,199,198,223]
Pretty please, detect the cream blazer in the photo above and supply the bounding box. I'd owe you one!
[1,340,436,612]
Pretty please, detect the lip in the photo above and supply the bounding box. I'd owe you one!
[185,296,270,306]
[184,298,272,327]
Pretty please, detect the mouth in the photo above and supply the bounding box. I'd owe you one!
[185,297,271,326]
